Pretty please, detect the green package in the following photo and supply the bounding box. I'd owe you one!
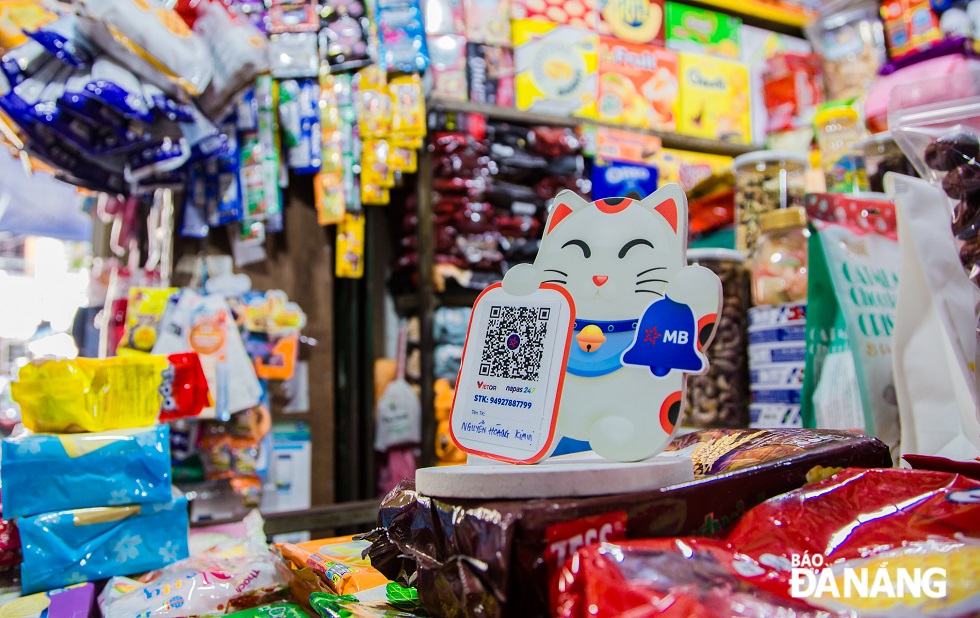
[226,603,312,618]
[309,583,423,618]
[800,194,901,458]
[665,2,741,58]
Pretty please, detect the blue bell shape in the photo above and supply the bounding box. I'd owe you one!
[622,295,704,377]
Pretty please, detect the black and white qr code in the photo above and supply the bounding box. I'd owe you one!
[479,305,550,381]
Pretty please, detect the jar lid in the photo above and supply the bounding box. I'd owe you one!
[814,105,860,127]
[731,150,809,172]
[760,207,807,233]
[856,131,894,150]
[687,248,747,263]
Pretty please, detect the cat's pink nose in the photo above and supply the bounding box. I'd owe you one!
[593,275,609,287]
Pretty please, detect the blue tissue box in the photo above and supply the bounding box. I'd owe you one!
[1,425,172,519]
[19,493,189,594]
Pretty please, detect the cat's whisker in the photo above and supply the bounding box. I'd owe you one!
[635,290,664,296]
[636,278,668,286]
[544,269,569,277]
[542,279,568,285]
[636,267,667,277]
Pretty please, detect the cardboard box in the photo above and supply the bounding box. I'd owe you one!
[597,0,665,45]
[513,20,598,118]
[463,0,511,45]
[651,148,733,192]
[665,2,740,58]
[677,52,750,143]
[467,43,515,107]
[597,38,677,131]
[511,0,597,29]
[428,34,469,101]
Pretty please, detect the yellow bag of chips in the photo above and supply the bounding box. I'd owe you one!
[11,356,169,433]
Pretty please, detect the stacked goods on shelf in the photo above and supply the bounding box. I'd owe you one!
[3,357,191,593]
[424,0,816,145]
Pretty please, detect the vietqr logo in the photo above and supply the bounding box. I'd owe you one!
[789,553,947,600]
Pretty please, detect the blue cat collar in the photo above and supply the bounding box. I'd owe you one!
[572,318,638,333]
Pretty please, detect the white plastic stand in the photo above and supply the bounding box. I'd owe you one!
[415,449,695,499]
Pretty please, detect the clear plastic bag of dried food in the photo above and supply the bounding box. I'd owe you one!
[890,68,980,284]
[889,70,980,458]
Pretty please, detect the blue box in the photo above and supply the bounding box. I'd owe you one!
[2,425,172,519]
[19,494,189,594]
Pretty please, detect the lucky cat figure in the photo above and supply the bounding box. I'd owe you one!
[502,185,722,462]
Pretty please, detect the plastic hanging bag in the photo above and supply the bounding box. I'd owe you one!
[76,0,212,98]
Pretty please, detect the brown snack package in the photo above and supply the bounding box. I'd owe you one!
[365,429,891,617]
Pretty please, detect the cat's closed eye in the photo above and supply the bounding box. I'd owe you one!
[618,239,654,259]
[562,239,592,258]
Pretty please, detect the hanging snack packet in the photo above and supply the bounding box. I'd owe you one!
[76,0,212,98]
[11,356,170,433]
[887,173,980,461]
[378,0,430,73]
[159,352,212,422]
[118,287,178,354]
[318,0,372,74]
[800,193,901,457]
[0,1,58,53]
[26,13,92,67]
[279,78,322,174]
[195,0,270,120]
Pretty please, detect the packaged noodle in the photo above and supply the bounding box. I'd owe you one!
[278,536,389,596]
[11,356,170,433]
[799,193,901,458]
[76,0,212,98]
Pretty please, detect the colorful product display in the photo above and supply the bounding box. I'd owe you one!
[597,38,678,130]
[676,52,751,143]
[665,3,741,58]
[513,20,599,117]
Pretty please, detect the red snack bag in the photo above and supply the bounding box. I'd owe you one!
[159,353,212,422]
[554,468,980,617]
[762,52,823,134]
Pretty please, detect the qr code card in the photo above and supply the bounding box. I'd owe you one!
[451,283,575,463]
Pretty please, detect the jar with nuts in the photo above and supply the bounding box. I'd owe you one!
[684,249,751,428]
[804,0,886,102]
[732,151,808,252]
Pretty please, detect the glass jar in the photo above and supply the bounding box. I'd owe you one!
[815,104,869,193]
[750,207,810,306]
[857,131,918,193]
[684,249,750,428]
[804,0,886,101]
[732,151,808,252]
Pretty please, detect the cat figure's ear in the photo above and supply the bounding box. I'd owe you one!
[638,183,688,245]
[544,190,591,236]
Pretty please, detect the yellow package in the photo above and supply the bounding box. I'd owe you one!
[513,20,598,119]
[335,213,365,278]
[119,287,178,353]
[11,356,169,433]
[315,172,345,225]
[356,66,390,140]
[677,52,750,144]
[0,1,57,52]
[278,536,389,596]
[389,146,417,174]
[389,74,425,139]
[652,148,733,192]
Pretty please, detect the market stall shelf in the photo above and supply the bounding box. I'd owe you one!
[427,97,763,157]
